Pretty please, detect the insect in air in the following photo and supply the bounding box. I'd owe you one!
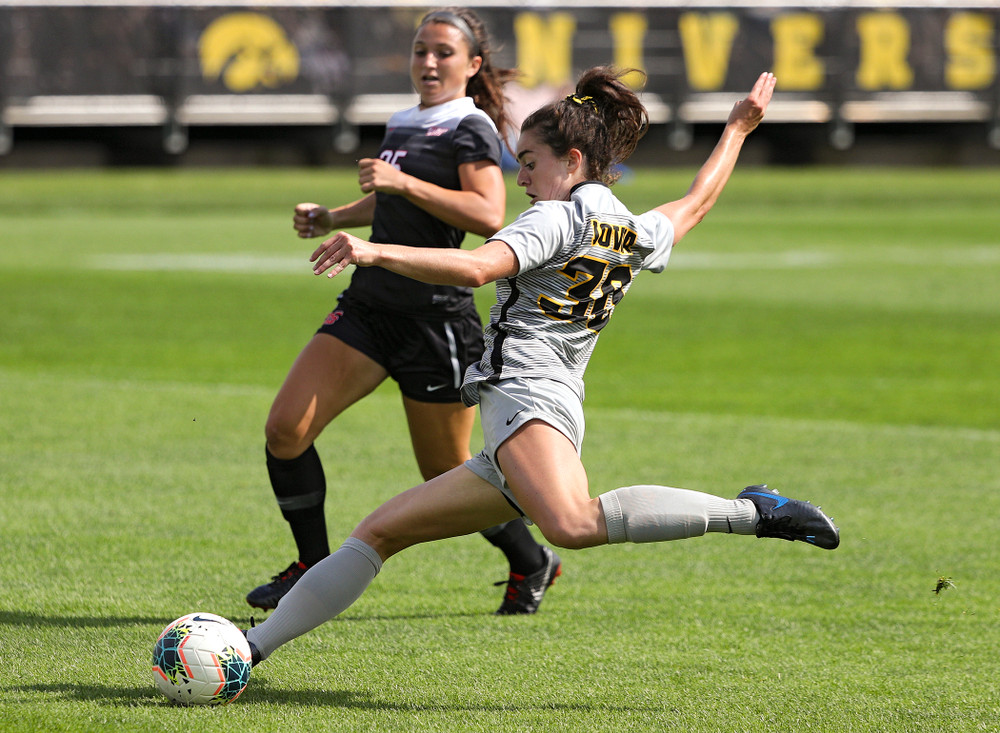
[933,576,955,595]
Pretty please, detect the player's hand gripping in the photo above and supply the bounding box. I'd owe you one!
[293,203,335,239]
[358,157,408,194]
[311,232,378,278]
[728,72,776,136]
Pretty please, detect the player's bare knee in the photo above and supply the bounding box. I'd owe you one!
[534,516,596,550]
[352,519,404,561]
[264,414,308,459]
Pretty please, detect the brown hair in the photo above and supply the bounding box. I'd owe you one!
[521,66,649,185]
[417,7,519,139]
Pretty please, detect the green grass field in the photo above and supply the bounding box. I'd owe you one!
[1,166,999,731]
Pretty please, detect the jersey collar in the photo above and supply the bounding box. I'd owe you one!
[570,180,608,196]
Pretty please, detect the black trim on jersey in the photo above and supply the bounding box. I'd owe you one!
[570,180,609,196]
[488,275,521,380]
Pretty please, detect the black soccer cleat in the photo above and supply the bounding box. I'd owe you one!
[494,546,562,615]
[737,484,840,550]
[246,560,308,610]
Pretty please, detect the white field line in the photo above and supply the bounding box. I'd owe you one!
[85,246,1000,274]
[87,253,313,274]
[4,369,998,445]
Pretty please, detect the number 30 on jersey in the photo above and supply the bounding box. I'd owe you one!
[538,255,633,333]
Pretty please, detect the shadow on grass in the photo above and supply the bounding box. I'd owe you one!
[0,609,488,629]
[336,610,485,623]
[4,611,645,713]
[0,610,176,628]
[4,681,660,713]
[2,681,367,708]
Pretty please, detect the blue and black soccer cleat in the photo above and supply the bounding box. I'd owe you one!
[737,484,839,550]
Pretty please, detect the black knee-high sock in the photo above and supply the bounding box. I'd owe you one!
[266,444,329,567]
[481,519,544,575]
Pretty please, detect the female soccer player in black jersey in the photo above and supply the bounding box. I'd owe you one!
[247,8,560,616]
[242,67,838,667]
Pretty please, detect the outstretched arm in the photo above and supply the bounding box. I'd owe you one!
[310,233,519,287]
[655,72,775,245]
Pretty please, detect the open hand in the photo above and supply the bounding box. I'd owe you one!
[310,231,379,278]
[728,72,776,135]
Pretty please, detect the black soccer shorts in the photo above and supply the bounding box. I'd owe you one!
[316,293,485,404]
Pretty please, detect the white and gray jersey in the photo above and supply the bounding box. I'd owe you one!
[461,181,675,406]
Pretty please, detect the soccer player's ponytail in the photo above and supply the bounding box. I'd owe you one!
[522,66,650,185]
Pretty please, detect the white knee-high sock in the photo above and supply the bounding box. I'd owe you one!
[247,537,382,660]
[599,485,759,544]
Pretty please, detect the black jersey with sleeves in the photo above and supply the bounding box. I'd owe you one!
[344,97,503,318]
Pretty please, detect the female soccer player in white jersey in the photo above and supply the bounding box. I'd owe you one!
[248,7,560,616]
[243,67,839,666]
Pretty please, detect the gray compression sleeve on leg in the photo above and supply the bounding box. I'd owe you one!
[247,537,382,661]
[599,485,757,544]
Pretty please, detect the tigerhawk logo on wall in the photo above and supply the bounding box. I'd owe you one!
[199,12,299,92]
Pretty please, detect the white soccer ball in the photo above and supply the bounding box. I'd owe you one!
[152,612,252,705]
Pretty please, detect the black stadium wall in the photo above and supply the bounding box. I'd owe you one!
[1,1,999,167]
